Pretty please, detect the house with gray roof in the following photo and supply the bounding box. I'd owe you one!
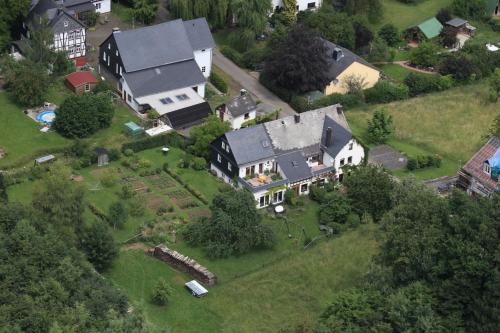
[216,92,258,129]
[17,0,88,65]
[322,40,380,95]
[99,18,215,130]
[210,105,365,208]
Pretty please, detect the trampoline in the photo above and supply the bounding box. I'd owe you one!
[37,108,56,124]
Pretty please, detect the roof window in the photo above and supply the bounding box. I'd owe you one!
[160,97,173,105]
[176,94,189,101]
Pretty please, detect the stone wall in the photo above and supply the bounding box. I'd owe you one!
[151,244,216,286]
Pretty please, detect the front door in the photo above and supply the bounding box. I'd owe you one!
[259,163,263,174]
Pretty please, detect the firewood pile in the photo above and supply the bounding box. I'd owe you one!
[151,244,216,286]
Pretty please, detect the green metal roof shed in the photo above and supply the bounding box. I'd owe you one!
[486,0,499,15]
[414,17,443,39]
[124,122,144,137]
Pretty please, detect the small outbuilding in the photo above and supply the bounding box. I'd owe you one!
[94,147,109,167]
[185,280,208,297]
[216,92,258,129]
[65,71,98,94]
[124,122,144,137]
[34,154,55,166]
[445,18,476,36]
[406,17,443,42]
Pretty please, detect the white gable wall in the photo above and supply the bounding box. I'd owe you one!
[93,0,111,14]
[193,48,212,79]
[53,28,86,59]
[322,138,364,175]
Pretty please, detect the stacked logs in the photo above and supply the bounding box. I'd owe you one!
[151,244,216,286]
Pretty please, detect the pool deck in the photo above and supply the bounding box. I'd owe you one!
[25,104,57,124]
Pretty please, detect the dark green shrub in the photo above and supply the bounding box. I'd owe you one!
[108,148,121,161]
[191,157,206,170]
[290,95,310,113]
[209,71,228,93]
[364,81,409,104]
[309,185,328,203]
[404,73,454,97]
[242,48,268,70]
[285,189,297,206]
[220,46,245,67]
[407,158,418,171]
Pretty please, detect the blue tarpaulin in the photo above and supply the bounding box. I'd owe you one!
[488,149,500,181]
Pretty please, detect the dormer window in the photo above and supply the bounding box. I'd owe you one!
[484,162,491,175]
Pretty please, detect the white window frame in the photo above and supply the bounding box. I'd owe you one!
[221,142,225,150]
[103,51,106,61]
[84,83,90,92]
[228,163,232,171]
[217,154,221,163]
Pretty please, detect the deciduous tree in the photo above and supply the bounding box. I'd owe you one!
[262,24,330,93]
[80,221,118,272]
[189,115,231,159]
[367,109,394,144]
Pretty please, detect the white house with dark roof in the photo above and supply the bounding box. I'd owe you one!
[272,0,322,11]
[16,0,87,65]
[216,93,258,129]
[99,18,215,129]
[210,105,364,208]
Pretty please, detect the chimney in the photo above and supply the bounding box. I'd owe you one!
[332,48,343,61]
[294,114,300,124]
[325,127,333,147]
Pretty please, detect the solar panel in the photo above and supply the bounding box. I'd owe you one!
[176,94,189,101]
[160,97,173,105]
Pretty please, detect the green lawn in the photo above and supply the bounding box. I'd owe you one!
[106,222,379,333]
[347,82,499,179]
[376,0,453,30]
[377,63,433,82]
[0,92,70,168]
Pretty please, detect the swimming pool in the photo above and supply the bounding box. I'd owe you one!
[37,108,56,124]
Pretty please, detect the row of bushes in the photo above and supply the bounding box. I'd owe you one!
[407,154,442,171]
[209,71,228,93]
[88,203,109,223]
[220,46,267,71]
[162,163,209,205]
[121,132,186,153]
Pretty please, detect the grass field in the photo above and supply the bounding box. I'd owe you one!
[0,92,70,168]
[347,82,499,179]
[7,144,379,332]
[377,0,453,30]
[377,63,434,82]
[106,223,379,333]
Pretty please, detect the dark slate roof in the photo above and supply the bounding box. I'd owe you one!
[224,125,275,165]
[276,151,312,183]
[183,18,215,51]
[27,0,85,33]
[321,115,353,158]
[113,19,195,73]
[446,18,468,27]
[63,1,95,13]
[323,40,378,80]
[122,60,205,98]
[60,0,90,6]
[166,101,211,129]
[226,95,257,117]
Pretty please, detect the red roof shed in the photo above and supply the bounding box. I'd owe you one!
[65,71,98,94]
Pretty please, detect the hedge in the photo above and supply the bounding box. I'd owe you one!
[364,81,409,104]
[209,71,228,93]
[404,73,454,97]
[407,154,442,170]
[220,46,245,68]
[121,132,186,153]
[311,93,362,110]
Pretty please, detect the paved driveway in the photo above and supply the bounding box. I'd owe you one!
[213,48,296,117]
[368,145,407,170]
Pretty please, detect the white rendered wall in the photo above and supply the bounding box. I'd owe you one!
[272,0,322,11]
[93,0,111,14]
[193,48,212,79]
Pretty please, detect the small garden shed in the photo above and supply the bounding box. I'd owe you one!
[406,17,443,42]
[65,71,98,94]
[124,122,144,137]
[94,147,109,167]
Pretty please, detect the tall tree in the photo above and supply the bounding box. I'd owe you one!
[343,165,394,221]
[183,189,276,258]
[32,166,85,243]
[262,24,330,93]
[189,115,231,159]
[231,0,272,34]
[80,221,118,272]
[3,59,49,107]
[301,5,356,49]
[0,0,31,51]
[132,0,158,25]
